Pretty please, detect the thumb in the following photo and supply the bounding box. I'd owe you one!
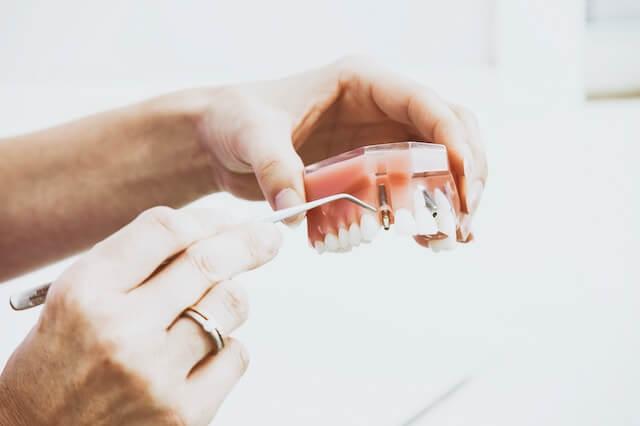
[244,125,306,224]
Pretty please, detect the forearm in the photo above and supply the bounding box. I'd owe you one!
[0,92,217,280]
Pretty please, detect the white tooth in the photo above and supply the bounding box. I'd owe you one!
[338,227,351,250]
[415,209,438,235]
[360,214,380,242]
[324,233,339,252]
[432,189,457,250]
[314,240,325,254]
[393,209,416,236]
[348,222,362,247]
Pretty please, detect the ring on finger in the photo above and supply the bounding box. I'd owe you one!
[181,307,225,352]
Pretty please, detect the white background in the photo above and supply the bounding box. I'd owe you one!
[1,1,639,425]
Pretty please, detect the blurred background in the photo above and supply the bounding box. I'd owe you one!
[0,1,638,425]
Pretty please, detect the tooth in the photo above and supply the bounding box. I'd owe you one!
[431,189,457,250]
[393,208,416,236]
[348,222,362,247]
[324,233,339,252]
[338,227,351,250]
[360,214,380,242]
[415,209,438,235]
[314,240,325,254]
[413,187,439,235]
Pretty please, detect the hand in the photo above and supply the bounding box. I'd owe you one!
[0,207,282,426]
[192,56,487,233]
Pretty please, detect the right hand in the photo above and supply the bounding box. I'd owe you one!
[0,206,282,425]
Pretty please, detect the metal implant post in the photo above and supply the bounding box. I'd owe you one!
[377,184,392,230]
[422,189,438,218]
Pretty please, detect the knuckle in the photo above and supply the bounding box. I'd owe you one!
[217,283,249,325]
[186,245,220,284]
[242,224,280,264]
[141,206,178,231]
[139,206,201,249]
[46,274,96,317]
[256,158,281,180]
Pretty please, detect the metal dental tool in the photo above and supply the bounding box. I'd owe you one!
[9,193,376,311]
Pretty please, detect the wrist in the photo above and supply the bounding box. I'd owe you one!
[137,90,221,196]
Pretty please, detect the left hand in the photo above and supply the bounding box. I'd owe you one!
[191,56,487,232]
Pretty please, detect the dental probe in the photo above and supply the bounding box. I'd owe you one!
[9,194,376,311]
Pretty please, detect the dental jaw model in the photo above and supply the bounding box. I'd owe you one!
[304,142,468,253]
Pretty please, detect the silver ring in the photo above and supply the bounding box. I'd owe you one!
[182,307,225,352]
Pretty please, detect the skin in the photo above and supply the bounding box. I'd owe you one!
[0,57,488,424]
[0,208,282,425]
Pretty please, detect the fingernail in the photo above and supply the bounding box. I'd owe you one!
[466,181,484,213]
[274,188,304,226]
[275,188,303,209]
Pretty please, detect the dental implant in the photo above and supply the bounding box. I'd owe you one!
[421,188,438,218]
[377,183,392,230]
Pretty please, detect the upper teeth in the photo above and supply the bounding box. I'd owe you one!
[312,187,458,253]
[348,222,362,247]
[319,221,367,253]
[360,213,380,242]
[430,189,457,251]
[338,227,351,251]
[324,233,339,251]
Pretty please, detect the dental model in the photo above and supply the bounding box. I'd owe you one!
[304,142,469,253]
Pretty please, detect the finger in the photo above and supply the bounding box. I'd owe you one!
[166,279,249,373]
[450,105,487,238]
[130,222,281,325]
[239,116,306,225]
[60,207,232,293]
[450,104,488,209]
[180,338,249,425]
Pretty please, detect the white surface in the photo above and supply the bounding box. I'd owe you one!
[585,21,640,97]
[0,0,494,89]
